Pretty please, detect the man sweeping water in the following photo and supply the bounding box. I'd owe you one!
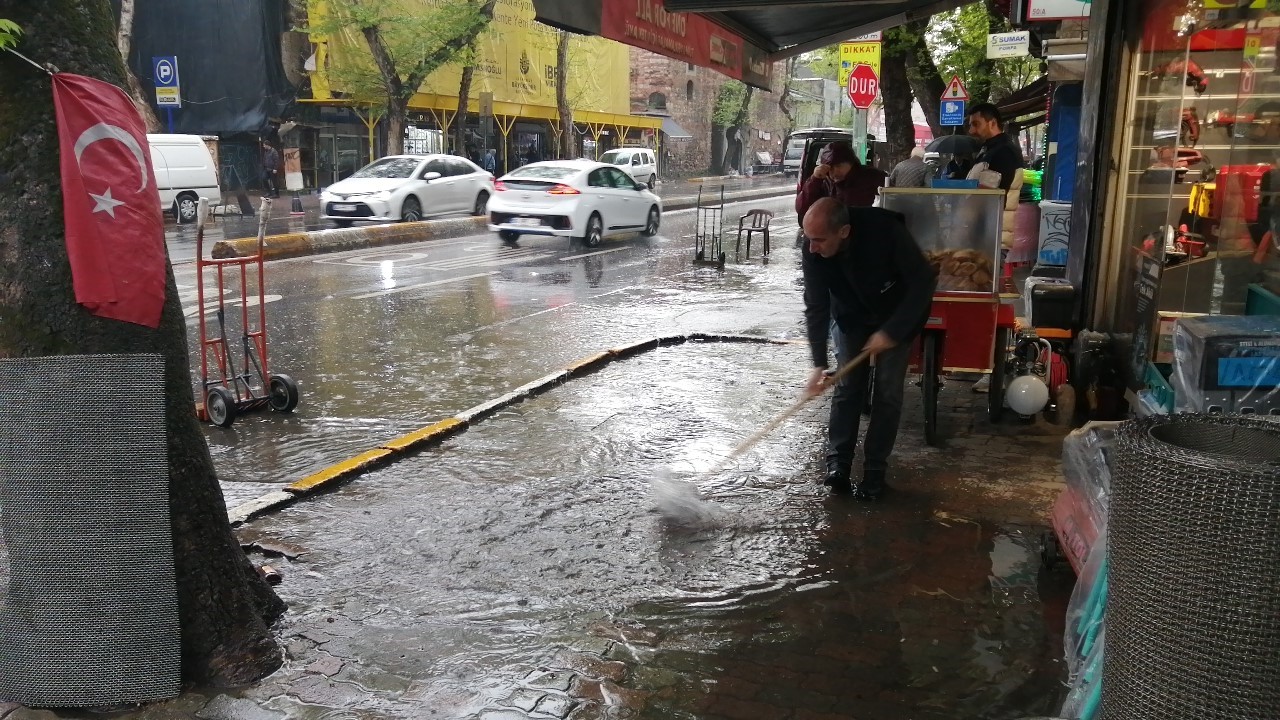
[802,198,937,499]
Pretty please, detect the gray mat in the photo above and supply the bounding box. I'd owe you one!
[0,354,180,706]
[1106,414,1280,719]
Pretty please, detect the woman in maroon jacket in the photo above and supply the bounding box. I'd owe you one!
[795,140,887,221]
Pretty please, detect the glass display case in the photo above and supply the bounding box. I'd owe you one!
[1105,0,1280,385]
[880,188,1007,294]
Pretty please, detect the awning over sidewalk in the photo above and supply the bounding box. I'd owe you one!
[997,77,1050,120]
[635,114,694,139]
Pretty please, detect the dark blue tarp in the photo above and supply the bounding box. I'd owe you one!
[114,0,296,135]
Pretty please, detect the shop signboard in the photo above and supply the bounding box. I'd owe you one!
[1027,0,1090,21]
[839,40,882,87]
[987,31,1031,59]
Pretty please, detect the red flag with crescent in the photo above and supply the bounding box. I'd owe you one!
[52,73,166,328]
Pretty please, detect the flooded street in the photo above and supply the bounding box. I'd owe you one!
[222,340,1071,719]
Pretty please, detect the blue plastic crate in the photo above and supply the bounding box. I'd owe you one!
[930,178,980,189]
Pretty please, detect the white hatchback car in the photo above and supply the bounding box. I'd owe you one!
[487,160,662,247]
[321,154,493,228]
[599,147,658,188]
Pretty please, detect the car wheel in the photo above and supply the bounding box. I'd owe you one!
[647,174,656,190]
[583,213,604,248]
[642,206,660,237]
[333,219,354,228]
[176,192,200,224]
[473,191,490,216]
[400,195,422,223]
[499,230,520,243]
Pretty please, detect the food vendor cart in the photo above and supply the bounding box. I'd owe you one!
[881,187,1018,445]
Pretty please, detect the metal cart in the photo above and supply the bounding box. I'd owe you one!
[193,198,300,427]
[881,188,1017,445]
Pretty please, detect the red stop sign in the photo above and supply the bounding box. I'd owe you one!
[847,64,880,110]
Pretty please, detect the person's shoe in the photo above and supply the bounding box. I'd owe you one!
[854,468,887,501]
[823,467,853,495]
[972,374,991,394]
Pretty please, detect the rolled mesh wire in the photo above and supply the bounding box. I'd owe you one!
[0,355,180,706]
[1105,414,1280,719]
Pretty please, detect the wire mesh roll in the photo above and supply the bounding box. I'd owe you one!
[1105,414,1280,719]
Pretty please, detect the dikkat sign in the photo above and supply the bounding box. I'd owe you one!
[838,41,882,87]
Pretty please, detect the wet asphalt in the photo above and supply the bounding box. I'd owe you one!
[151,191,1076,719]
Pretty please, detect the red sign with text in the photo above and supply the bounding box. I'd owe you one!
[602,0,745,81]
[847,64,879,110]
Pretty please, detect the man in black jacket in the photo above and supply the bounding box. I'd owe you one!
[802,197,938,499]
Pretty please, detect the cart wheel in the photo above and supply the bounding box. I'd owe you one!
[989,327,1010,423]
[206,387,237,428]
[1041,531,1062,567]
[922,332,941,447]
[268,373,300,413]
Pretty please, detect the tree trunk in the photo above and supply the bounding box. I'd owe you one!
[115,0,162,133]
[880,39,916,169]
[728,86,754,172]
[453,47,476,157]
[556,31,573,161]
[904,21,947,138]
[385,101,406,155]
[0,0,285,687]
[779,56,797,133]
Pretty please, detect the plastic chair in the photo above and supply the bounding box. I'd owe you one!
[735,209,774,260]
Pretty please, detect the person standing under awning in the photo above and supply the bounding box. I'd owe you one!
[796,141,887,221]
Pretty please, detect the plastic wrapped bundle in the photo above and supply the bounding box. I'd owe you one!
[1105,414,1280,719]
[1052,422,1119,572]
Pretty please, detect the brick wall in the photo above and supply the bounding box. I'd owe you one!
[629,49,792,177]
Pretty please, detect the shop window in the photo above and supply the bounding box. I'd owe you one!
[1106,0,1280,386]
[686,81,694,103]
[648,92,667,111]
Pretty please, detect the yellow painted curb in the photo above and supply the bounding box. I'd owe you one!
[287,448,395,494]
[212,233,312,260]
[564,351,613,376]
[380,418,466,453]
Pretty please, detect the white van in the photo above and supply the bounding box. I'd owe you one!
[599,147,658,189]
[147,134,220,224]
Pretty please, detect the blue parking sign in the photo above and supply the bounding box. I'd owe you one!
[940,99,966,127]
[152,56,181,108]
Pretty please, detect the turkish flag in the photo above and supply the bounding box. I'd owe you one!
[52,73,166,328]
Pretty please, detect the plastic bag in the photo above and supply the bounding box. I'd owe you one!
[1060,530,1107,720]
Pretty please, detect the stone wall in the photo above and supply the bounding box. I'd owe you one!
[629,48,793,177]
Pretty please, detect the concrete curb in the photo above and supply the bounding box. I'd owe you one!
[208,186,794,263]
[227,332,800,526]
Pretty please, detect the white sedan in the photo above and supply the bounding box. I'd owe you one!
[487,160,662,247]
[321,154,493,228]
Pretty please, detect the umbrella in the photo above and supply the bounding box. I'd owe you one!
[925,134,979,155]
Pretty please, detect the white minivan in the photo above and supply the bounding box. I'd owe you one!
[147,134,221,224]
[599,147,658,189]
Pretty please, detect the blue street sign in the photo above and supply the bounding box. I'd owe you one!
[940,99,966,127]
[152,56,181,109]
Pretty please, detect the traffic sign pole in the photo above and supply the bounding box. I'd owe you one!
[846,64,880,165]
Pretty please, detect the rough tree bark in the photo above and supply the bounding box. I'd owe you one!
[114,0,161,133]
[556,30,573,160]
[452,42,477,157]
[0,0,285,686]
[879,38,916,169]
[903,20,947,138]
[779,56,797,134]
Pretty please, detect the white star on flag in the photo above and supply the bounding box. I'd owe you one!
[88,187,126,218]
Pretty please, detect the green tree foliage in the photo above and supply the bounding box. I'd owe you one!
[712,79,750,127]
[0,18,20,49]
[929,1,1040,104]
[303,0,497,155]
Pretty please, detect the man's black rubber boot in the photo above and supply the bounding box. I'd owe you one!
[854,468,887,501]
[824,467,853,495]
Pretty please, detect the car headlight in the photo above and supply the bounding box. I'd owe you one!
[369,191,392,202]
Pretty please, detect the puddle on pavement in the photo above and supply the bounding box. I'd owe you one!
[226,341,1069,719]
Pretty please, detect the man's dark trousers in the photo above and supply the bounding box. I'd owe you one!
[828,326,912,478]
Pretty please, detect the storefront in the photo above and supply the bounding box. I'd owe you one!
[1079,0,1280,393]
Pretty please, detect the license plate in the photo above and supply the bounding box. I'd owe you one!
[333,203,356,212]
[513,217,542,227]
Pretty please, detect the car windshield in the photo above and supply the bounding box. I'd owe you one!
[784,147,802,160]
[508,165,578,179]
[599,151,629,166]
[350,157,421,179]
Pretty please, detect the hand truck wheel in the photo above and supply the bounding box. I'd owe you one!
[206,387,237,428]
[922,331,941,447]
[268,373,300,413]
